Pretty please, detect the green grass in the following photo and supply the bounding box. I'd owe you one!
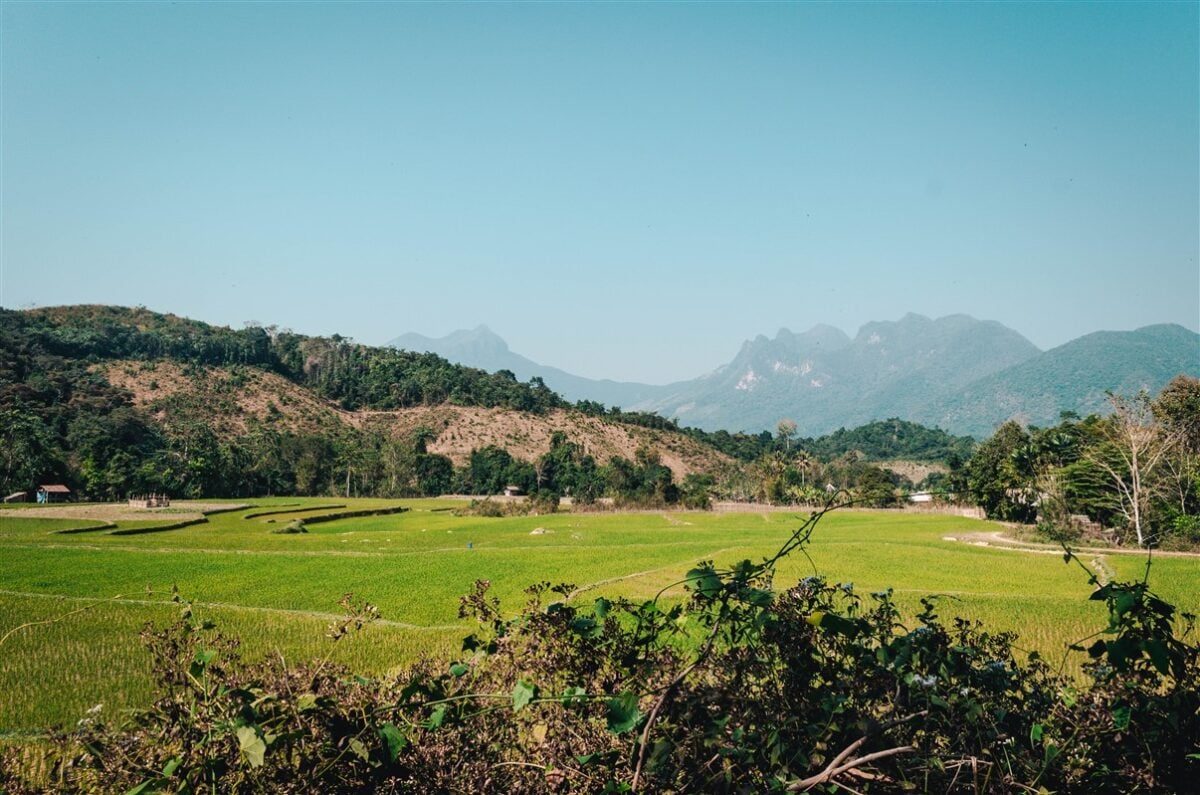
[1,500,1196,733]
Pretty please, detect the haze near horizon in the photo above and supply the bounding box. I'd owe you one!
[2,2,1196,382]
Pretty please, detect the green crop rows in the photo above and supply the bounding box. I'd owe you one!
[2,499,1197,733]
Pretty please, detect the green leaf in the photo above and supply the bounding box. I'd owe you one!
[237,726,266,768]
[594,597,611,618]
[571,617,599,636]
[743,587,773,608]
[605,690,643,734]
[189,648,216,678]
[161,756,182,777]
[296,693,319,712]
[561,686,587,706]
[348,737,369,761]
[1144,639,1171,676]
[816,613,860,638]
[1030,723,1044,745]
[379,723,407,762]
[512,680,537,712]
[1113,590,1137,617]
[1107,637,1135,670]
[1112,704,1132,730]
[423,705,447,730]
[449,662,470,677]
[685,566,722,599]
[122,781,153,795]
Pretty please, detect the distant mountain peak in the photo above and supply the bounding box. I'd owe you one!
[392,326,511,356]
[386,315,1196,439]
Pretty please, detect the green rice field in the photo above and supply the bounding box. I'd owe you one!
[1,498,1197,735]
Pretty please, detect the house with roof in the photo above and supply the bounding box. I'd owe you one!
[36,484,71,503]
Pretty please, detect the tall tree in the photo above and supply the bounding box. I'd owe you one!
[1087,391,1175,546]
[1153,376,1200,518]
[776,418,798,452]
[966,421,1036,522]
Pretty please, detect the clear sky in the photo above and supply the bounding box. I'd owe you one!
[2,1,1197,383]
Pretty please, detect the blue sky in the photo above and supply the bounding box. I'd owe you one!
[2,1,1196,383]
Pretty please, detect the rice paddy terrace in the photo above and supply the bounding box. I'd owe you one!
[1,498,1197,734]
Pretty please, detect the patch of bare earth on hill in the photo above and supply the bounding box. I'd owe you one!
[98,361,350,437]
[363,406,730,477]
[880,460,946,484]
[96,362,732,478]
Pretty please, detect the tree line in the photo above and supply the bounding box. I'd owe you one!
[3,305,1196,547]
[957,376,1199,548]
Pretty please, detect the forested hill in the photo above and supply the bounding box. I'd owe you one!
[0,305,734,499]
[8,305,565,413]
[797,418,975,463]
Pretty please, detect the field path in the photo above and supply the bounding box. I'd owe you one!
[567,546,739,600]
[942,531,1200,558]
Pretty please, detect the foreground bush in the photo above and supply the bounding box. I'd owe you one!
[3,510,1197,793]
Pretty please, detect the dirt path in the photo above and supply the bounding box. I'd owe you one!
[1,502,248,523]
[943,530,1200,558]
[567,546,738,600]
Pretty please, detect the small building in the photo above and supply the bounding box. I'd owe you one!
[503,485,524,497]
[4,491,28,503]
[908,492,934,504]
[36,484,71,504]
[128,494,171,509]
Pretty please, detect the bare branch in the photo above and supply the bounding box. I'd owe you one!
[786,744,918,791]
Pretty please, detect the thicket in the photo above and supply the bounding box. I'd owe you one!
[580,409,975,466]
[3,507,1196,793]
[964,377,1200,548]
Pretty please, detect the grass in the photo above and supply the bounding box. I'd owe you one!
[1,499,1196,733]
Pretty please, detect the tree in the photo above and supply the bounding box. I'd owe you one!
[776,418,798,452]
[1153,376,1200,519]
[1087,391,1175,546]
[966,421,1036,522]
[0,408,59,494]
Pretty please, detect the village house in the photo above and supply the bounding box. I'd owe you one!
[36,484,71,503]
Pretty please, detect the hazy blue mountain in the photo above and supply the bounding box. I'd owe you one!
[916,324,1200,436]
[633,314,1041,434]
[390,317,1199,438]
[388,326,671,408]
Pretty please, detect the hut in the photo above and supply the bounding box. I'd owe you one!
[36,484,71,503]
[128,494,171,509]
[503,485,524,497]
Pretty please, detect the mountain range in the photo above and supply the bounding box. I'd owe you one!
[390,315,1200,438]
